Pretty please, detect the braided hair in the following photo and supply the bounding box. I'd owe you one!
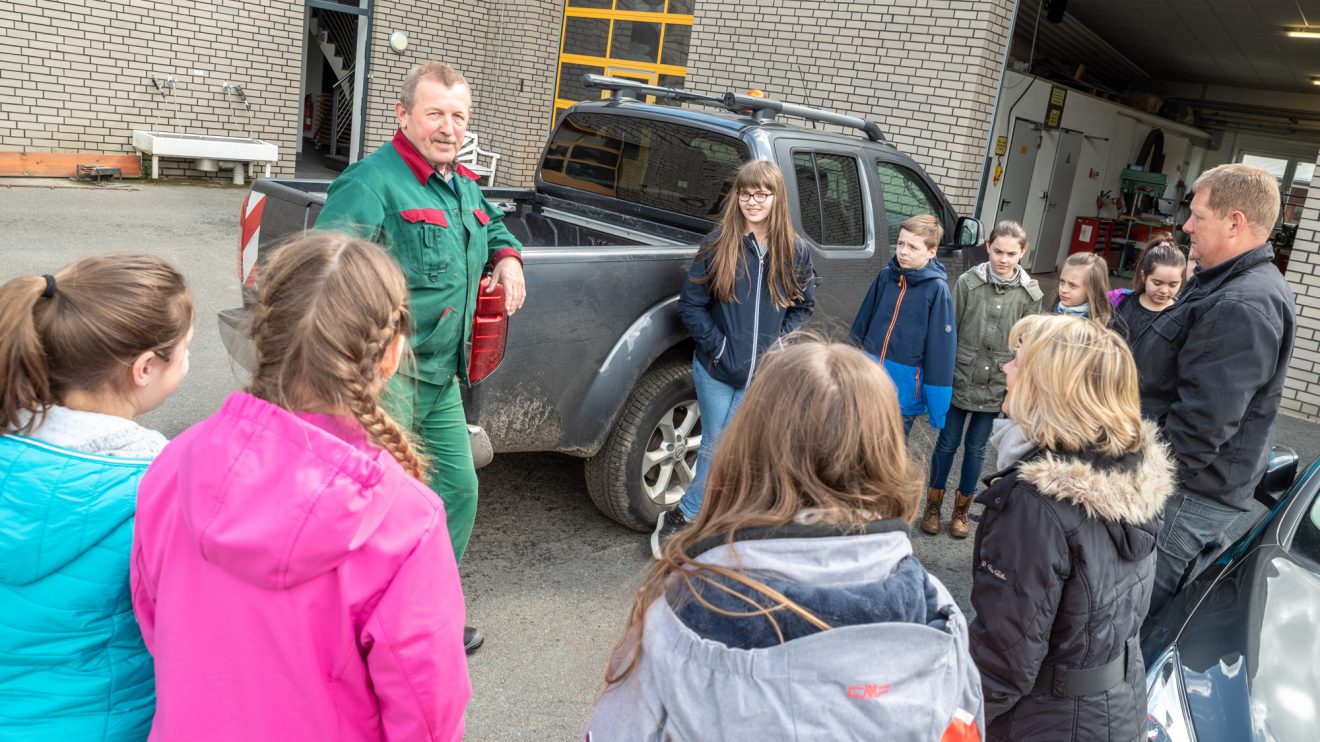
[247,231,429,480]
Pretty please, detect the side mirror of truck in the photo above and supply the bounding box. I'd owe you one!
[954,216,983,248]
[939,216,986,276]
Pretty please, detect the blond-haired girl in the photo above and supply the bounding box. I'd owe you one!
[971,314,1174,741]
[589,339,983,740]
[0,254,193,741]
[656,159,815,556]
[1052,251,1113,323]
[132,233,469,741]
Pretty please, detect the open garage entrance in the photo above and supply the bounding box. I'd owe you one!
[980,0,1320,278]
[978,0,1320,418]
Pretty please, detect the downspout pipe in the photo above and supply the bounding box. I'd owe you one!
[219,160,245,185]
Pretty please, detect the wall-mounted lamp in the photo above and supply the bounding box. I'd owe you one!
[1287,27,1320,39]
[1312,77,1320,86]
[388,31,409,53]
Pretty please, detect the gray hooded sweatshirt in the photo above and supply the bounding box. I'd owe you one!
[585,523,985,741]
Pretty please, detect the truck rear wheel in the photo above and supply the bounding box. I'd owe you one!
[585,360,700,532]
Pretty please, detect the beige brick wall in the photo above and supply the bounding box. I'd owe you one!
[363,0,559,187]
[683,0,1015,215]
[3,0,1014,200]
[1282,148,1320,421]
[0,0,303,179]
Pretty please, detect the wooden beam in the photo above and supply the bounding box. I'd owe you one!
[0,152,143,178]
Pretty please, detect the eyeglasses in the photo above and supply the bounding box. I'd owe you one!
[737,191,773,203]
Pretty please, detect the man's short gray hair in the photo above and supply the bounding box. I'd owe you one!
[399,62,468,110]
[1192,164,1281,235]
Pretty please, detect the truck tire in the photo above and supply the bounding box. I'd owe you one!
[585,359,700,532]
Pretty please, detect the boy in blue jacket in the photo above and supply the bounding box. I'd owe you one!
[849,214,956,436]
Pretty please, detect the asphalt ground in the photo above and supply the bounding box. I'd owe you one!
[4,179,1320,739]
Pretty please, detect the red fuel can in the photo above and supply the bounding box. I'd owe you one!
[468,276,507,384]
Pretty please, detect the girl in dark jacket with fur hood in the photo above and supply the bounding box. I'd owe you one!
[970,315,1175,742]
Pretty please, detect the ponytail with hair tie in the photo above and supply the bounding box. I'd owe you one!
[0,256,193,434]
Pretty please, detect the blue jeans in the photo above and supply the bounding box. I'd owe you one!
[1148,490,1264,616]
[903,415,916,438]
[928,405,997,495]
[678,357,745,520]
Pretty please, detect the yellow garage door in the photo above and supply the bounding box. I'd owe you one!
[554,0,693,123]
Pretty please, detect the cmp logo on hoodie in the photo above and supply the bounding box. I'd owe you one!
[846,683,892,700]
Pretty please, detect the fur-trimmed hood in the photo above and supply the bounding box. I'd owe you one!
[1017,420,1175,526]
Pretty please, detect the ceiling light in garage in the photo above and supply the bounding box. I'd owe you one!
[1286,28,1320,39]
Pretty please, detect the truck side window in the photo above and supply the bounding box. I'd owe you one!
[874,161,943,248]
[792,152,865,247]
[540,111,749,221]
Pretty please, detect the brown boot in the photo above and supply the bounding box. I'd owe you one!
[949,491,974,539]
[920,488,945,535]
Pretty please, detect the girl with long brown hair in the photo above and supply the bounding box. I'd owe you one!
[590,339,984,741]
[131,233,470,741]
[0,253,193,741]
[657,159,816,557]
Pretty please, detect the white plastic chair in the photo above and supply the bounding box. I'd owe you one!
[457,132,501,185]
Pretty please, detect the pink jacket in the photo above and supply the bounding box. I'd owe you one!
[131,392,469,741]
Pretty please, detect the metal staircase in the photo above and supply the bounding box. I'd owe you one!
[309,8,357,155]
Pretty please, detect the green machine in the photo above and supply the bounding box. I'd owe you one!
[1114,168,1173,278]
[1121,167,1168,215]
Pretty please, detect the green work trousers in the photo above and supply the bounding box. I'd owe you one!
[384,373,478,563]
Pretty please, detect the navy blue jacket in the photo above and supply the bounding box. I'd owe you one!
[849,257,956,427]
[678,232,815,389]
[1131,244,1296,509]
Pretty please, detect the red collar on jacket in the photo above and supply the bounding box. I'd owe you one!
[392,129,481,185]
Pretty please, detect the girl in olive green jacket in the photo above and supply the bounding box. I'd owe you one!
[922,221,1043,539]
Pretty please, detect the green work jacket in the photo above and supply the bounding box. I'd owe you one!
[316,130,522,385]
[950,263,1044,412]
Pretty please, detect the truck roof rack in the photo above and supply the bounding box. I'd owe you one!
[582,74,887,144]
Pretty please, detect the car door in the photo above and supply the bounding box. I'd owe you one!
[774,138,881,331]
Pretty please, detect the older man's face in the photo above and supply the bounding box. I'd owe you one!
[1183,188,1233,268]
[396,79,471,170]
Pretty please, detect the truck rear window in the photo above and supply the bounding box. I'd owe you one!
[541,111,749,221]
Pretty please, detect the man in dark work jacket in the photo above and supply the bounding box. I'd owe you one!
[1132,163,1296,616]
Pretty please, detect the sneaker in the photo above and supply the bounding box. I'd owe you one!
[650,508,689,560]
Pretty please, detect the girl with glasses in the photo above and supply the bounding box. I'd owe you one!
[652,160,816,558]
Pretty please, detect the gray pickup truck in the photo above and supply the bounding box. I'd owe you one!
[220,77,983,531]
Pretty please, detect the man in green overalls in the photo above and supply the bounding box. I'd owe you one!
[316,62,525,654]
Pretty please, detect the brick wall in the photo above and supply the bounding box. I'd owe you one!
[1282,148,1320,421]
[0,0,302,179]
[682,0,1016,215]
[363,0,560,187]
[1,0,1014,200]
